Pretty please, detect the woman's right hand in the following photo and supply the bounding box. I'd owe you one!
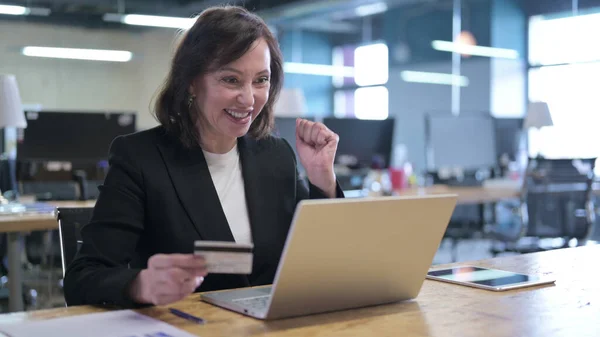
[128,254,208,305]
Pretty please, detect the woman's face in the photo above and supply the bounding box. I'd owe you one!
[191,38,271,151]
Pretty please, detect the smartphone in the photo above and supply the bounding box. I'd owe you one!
[426,265,555,291]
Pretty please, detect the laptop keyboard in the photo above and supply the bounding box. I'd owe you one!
[233,295,271,311]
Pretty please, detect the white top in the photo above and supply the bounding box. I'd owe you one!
[202,144,252,245]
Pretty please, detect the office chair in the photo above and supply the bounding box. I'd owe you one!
[56,207,92,277]
[6,207,91,310]
[425,170,492,262]
[489,158,597,254]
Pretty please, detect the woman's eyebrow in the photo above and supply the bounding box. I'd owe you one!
[218,67,270,76]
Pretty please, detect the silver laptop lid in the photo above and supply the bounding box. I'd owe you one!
[263,194,457,319]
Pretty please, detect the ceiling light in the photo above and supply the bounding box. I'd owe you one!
[400,71,469,87]
[431,40,519,59]
[0,4,29,15]
[355,2,388,17]
[22,46,133,62]
[284,62,354,77]
[103,13,196,29]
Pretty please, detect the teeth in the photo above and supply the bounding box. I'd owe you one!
[225,109,251,119]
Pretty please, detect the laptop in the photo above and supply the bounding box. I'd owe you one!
[200,194,457,320]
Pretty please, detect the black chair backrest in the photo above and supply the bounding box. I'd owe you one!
[56,207,93,277]
[524,158,596,239]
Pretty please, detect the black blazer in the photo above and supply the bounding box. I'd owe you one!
[63,126,343,307]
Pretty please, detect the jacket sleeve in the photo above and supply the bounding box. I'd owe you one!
[280,138,345,202]
[64,136,146,308]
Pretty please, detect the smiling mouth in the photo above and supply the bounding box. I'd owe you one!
[224,109,252,119]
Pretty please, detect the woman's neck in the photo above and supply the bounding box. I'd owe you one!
[200,136,237,154]
[198,128,236,154]
[195,118,237,154]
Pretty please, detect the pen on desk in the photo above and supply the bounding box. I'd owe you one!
[168,308,206,325]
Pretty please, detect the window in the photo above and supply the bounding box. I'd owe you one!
[528,9,600,174]
[334,90,354,118]
[332,45,355,89]
[333,42,389,120]
[528,63,600,159]
[355,86,388,120]
[529,12,600,66]
[354,43,388,86]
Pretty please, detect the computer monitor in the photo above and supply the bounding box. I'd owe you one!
[494,118,524,162]
[425,114,497,171]
[323,117,395,168]
[17,111,136,163]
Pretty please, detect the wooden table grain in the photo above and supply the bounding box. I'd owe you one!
[2,245,598,337]
[0,200,95,233]
[397,185,520,205]
[398,183,600,205]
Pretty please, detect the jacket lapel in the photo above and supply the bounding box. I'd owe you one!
[156,133,235,243]
[238,135,277,283]
[237,136,268,247]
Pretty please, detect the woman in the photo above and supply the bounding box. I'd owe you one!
[64,5,343,307]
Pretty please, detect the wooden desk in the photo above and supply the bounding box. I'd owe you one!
[0,201,95,233]
[2,245,598,337]
[0,200,95,312]
[399,183,600,206]
[397,185,520,205]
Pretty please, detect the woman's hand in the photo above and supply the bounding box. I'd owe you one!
[129,254,207,305]
[295,118,339,197]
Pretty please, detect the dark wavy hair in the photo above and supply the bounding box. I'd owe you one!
[153,5,284,148]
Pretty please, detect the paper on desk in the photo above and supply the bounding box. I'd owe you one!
[0,309,199,337]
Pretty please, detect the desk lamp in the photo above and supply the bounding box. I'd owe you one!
[0,75,28,213]
[524,101,553,158]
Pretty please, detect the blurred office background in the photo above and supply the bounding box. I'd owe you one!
[1,0,600,312]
